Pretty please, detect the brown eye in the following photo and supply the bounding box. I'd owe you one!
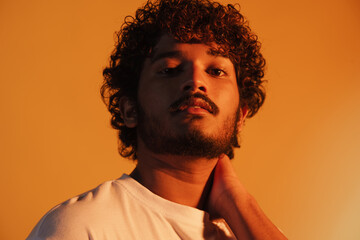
[157,64,183,77]
[159,67,178,75]
[207,68,226,77]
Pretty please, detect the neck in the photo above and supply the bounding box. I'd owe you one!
[130,143,218,209]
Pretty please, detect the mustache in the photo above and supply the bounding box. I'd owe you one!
[169,92,219,115]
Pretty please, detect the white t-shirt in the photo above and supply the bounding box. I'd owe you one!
[27,174,235,240]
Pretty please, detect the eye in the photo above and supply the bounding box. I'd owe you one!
[158,67,178,75]
[207,68,227,77]
[157,64,183,77]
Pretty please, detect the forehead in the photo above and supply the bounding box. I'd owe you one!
[149,34,231,62]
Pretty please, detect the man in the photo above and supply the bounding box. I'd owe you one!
[28,0,287,239]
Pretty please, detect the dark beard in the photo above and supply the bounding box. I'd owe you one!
[137,103,240,159]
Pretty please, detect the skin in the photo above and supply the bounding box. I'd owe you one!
[120,34,287,239]
[137,34,241,143]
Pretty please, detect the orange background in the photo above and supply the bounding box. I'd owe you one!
[1,0,360,239]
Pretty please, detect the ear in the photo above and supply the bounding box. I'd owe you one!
[237,106,248,131]
[119,97,138,128]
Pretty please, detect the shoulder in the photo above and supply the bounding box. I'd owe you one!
[27,179,124,239]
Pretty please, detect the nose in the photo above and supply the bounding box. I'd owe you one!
[180,65,207,93]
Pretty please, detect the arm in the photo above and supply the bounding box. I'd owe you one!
[207,155,287,240]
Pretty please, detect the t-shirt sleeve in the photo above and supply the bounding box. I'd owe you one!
[26,203,90,240]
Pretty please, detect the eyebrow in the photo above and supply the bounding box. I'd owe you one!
[150,48,226,64]
[150,51,183,63]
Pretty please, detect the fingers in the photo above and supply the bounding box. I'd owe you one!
[208,155,242,218]
[215,154,237,178]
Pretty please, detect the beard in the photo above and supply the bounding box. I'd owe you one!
[137,102,240,159]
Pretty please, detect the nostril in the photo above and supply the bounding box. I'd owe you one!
[183,85,192,91]
[199,86,206,92]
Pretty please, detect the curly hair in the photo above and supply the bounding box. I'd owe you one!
[101,0,266,160]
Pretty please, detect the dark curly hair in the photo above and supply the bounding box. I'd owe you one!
[101,0,266,160]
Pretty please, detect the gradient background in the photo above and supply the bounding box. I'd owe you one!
[1,0,359,239]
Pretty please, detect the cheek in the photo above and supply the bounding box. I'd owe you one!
[211,81,239,107]
[138,83,172,116]
[138,75,181,112]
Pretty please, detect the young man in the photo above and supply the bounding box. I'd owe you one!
[27,0,287,239]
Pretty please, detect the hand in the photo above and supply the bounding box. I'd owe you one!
[207,154,288,240]
[207,154,246,219]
